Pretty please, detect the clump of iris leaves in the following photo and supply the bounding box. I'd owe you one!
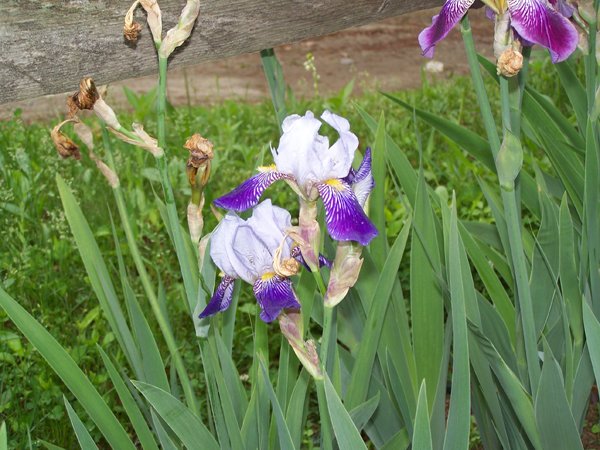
[0,55,577,448]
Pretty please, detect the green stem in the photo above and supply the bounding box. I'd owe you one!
[315,379,334,450]
[461,15,540,393]
[460,16,501,157]
[585,19,598,115]
[102,129,200,416]
[155,55,198,311]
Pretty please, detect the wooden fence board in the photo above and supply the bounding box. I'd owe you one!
[0,0,440,105]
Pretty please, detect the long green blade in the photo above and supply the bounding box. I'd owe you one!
[443,196,471,450]
[132,381,219,450]
[97,347,159,450]
[63,397,99,450]
[412,382,433,450]
[324,375,367,450]
[0,287,135,450]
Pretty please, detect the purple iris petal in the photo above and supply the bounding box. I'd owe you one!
[199,275,236,318]
[418,0,475,57]
[317,179,378,246]
[253,275,301,322]
[291,246,332,270]
[214,169,288,212]
[549,0,575,18]
[508,0,578,62]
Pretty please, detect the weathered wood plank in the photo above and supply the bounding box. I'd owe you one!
[0,0,440,105]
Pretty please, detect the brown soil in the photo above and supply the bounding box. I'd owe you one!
[0,8,494,123]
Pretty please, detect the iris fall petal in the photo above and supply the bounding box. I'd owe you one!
[214,169,287,212]
[199,276,235,318]
[317,179,378,246]
[508,0,578,62]
[253,274,301,322]
[419,0,475,57]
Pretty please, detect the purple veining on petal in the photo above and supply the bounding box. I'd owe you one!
[508,0,578,62]
[253,275,301,322]
[317,179,378,246]
[351,148,374,207]
[418,0,475,57]
[213,170,288,212]
[199,275,235,318]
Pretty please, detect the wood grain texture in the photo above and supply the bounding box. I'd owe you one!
[0,0,441,105]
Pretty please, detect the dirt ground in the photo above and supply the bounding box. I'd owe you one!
[0,8,494,122]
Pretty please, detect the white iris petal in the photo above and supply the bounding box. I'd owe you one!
[273,110,359,189]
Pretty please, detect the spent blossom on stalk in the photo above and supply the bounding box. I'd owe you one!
[199,200,301,323]
[419,0,579,63]
[214,110,378,267]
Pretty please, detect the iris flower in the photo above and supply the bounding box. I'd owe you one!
[213,111,378,246]
[199,200,301,323]
[419,0,578,63]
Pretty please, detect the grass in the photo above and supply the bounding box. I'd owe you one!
[0,54,575,448]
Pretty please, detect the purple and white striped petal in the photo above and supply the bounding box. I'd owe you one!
[253,274,301,322]
[350,148,374,207]
[213,168,288,212]
[317,179,378,246]
[418,0,476,57]
[199,275,236,318]
[508,0,578,62]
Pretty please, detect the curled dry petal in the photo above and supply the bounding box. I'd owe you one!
[158,0,200,58]
[273,240,301,278]
[124,1,142,41]
[51,120,81,160]
[109,123,163,156]
[68,78,99,116]
[185,133,213,187]
[497,47,523,76]
[139,0,162,44]
[91,156,120,188]
[73,122,94,150]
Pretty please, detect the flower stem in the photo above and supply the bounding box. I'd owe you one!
[315,379,334,450]
[154,55,198,311]
[461,15,540,393]
[101,128,200,416]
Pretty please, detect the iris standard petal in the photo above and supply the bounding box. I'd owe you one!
[199,275,236,318]
[418,0,476,57]
[253,273,301,322]
[508,0,578,62]
[247,199,292,256]
[317,179,378,246]
[319,110,359,180]
[350,148,374,207]
[213,168,288,212]
[273,111,324,184]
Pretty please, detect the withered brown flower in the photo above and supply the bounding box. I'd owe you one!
[51,120,81,160]
[68,78,99,116]
[184,134,213,187]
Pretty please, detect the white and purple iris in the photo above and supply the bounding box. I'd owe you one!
[419,0,578,63]
[213,111,378,246]
[199,200,301,323]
